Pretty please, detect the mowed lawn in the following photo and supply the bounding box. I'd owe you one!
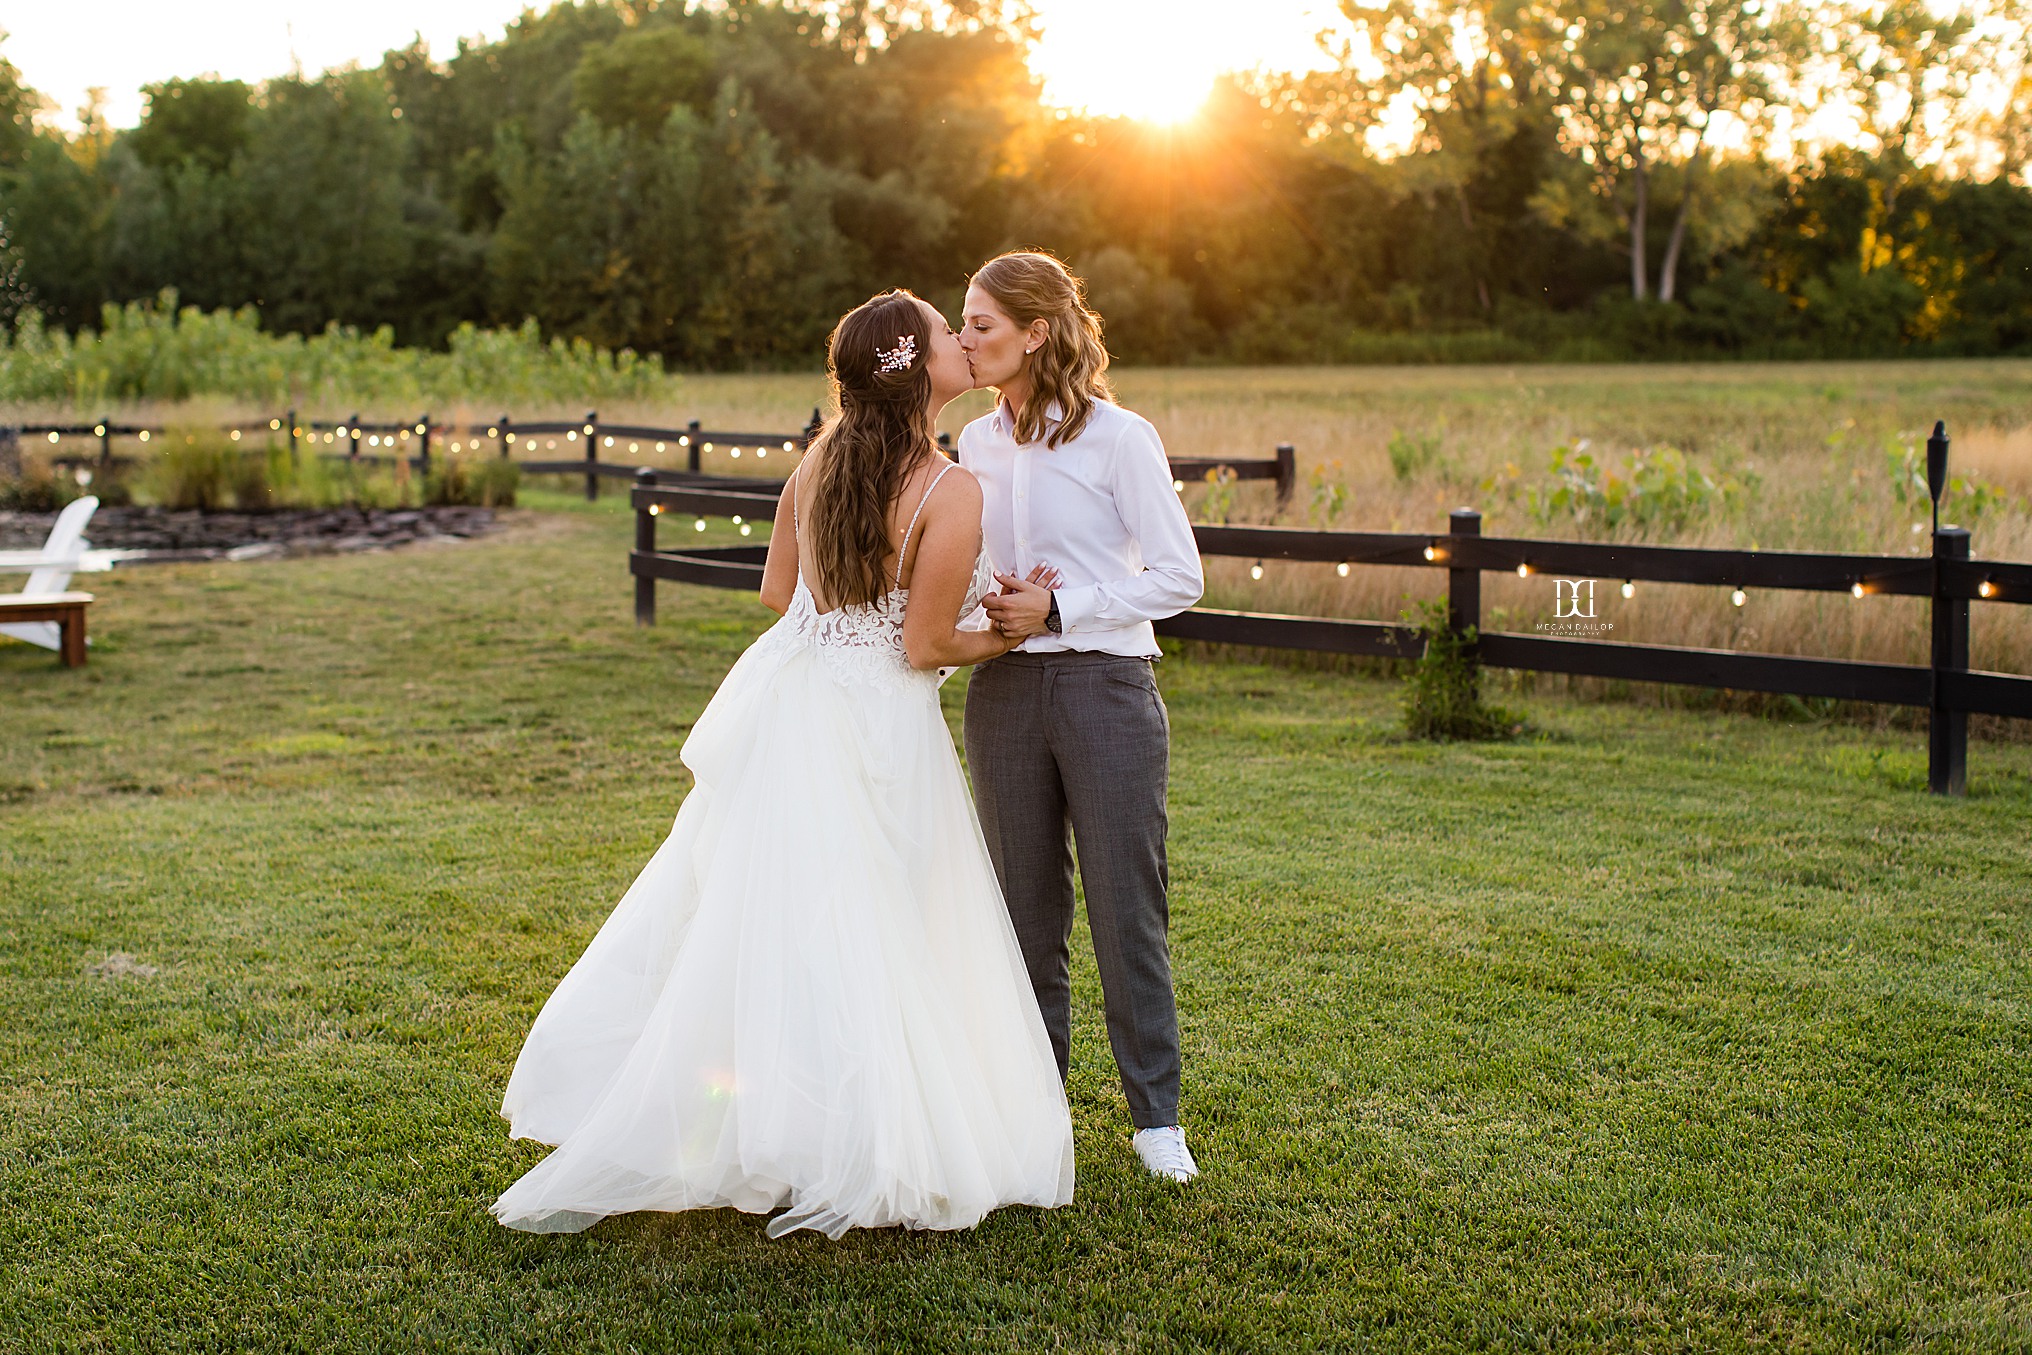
[2,505,2029,1352]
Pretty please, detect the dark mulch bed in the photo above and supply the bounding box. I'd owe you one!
[0,505,500,562]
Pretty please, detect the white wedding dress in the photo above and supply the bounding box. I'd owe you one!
[493,466,1074,1238]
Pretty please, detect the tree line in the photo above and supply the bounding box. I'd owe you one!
[1,0,2028,369]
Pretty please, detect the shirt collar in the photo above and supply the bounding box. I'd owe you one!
[994,397,1067,443]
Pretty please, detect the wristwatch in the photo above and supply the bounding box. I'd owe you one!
[1045,594,1062,634]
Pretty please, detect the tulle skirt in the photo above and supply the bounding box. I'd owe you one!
[492,620,1075,1238]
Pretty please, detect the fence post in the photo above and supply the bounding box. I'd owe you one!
[584,410,600,501]
[0,425,18,481]
[1275,443,1296,512]
[1929,524,1970,795]
[635,467,657,626]
[349,411,362,462]
[687,420,702,475]
[498,413,512,459]
[1447,508,1482,654]
[98,416,112,469]
[287,408,299,468]
[418,414,433,477]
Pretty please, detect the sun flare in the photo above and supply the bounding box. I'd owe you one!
[1026,0,1342,124]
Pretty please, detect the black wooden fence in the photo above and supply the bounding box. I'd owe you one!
[627,425,2032,796]
[10,411,1299,507]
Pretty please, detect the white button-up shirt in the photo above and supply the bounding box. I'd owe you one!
[959,397,1204,658]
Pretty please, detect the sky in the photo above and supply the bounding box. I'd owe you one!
[2,1,1355,133]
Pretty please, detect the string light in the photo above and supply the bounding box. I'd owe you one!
[648,504,662,516]
[629,442,640,453]
[583,424,594,435]
[694,518,707,532]
[739,523,752,536]
[731,447,742,458]
[506,433,517,444]
[1850,581,1866,598]
[336,424,349,436]
[1621,580,1635,598]
[703,442,715,453]
[655,441,666,452]
[46,430,58,443]
[603,436,615,447]
[488,426,499,437]
[1422,544,1439,561]
[138,430,150,442]
[1336,562,1350,577]
[94,423,107,436]
[229,429,241,441]
[368,435,380,447]
[1173,479,1186,492]
[781,441,793,452]
[566,430,577,442]
[731,515,743,525]
[269,419,281,431]
[1250,560,1265,581]
[292,427,303,437]
[1516,562,1530,577]
[1978,579,1996,598]
[1730,588,1746,607]
[678,436,691,448]
[756,447,767,458]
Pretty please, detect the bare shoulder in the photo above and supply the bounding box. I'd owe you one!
[929,461,983,513]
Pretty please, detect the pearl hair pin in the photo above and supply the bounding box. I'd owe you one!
[875,335,918,374]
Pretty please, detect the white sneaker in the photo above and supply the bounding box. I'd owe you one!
[1132,1126,1200,1182]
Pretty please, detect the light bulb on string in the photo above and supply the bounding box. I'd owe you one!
[739,523,752,536]
[648,504,662,516]
[1249,560,1265,581]
[1851,581,1866,599]
[1336,562,1350,577]
[1516,562,1530,577]
[1621,581,1635,598]
[1979,579,1996,598]
[46,430,57,443]
[1173,479,1186,492]
[694,518,707,532]
[1730,588,1746,607]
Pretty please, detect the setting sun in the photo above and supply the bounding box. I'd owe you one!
[1026,0,1347,123]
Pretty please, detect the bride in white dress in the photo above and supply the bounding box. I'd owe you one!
[492,290,1075,1239]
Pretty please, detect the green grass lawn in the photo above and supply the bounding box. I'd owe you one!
[3,506,2030,1352]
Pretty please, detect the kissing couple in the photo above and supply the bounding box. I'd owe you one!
[491,251,1206,1239]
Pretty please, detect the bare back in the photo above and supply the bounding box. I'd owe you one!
[792,455,958,614]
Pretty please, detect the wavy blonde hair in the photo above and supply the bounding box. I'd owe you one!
[801,290,937,608]
[969,251,1113,448]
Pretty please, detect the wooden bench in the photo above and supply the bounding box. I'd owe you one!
[0,592,93,666]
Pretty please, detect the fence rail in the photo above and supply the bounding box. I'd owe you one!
[7,411,1302,507]
[625,422,2032,796]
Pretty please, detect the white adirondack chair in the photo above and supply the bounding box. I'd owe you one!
[2,495,98,652]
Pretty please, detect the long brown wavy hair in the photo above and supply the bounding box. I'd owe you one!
[969,251,1114,448]
[800,290,937,607]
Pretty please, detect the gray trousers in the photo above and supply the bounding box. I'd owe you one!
[963,650,1180,1130]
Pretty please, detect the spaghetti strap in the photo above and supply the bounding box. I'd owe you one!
[896,460,955,589]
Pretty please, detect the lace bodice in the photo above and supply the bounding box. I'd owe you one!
[780,551,995,692]
[776,458,993,692]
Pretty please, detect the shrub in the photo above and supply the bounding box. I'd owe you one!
[1386,429,1443,482]
[424,456,520,508]
[0,464,81,512]
[146,436,234,511]
[1522,442,1755,536]
[1401,598,1523,742]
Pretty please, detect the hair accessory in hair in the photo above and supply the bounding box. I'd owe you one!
[875,334,918,375]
